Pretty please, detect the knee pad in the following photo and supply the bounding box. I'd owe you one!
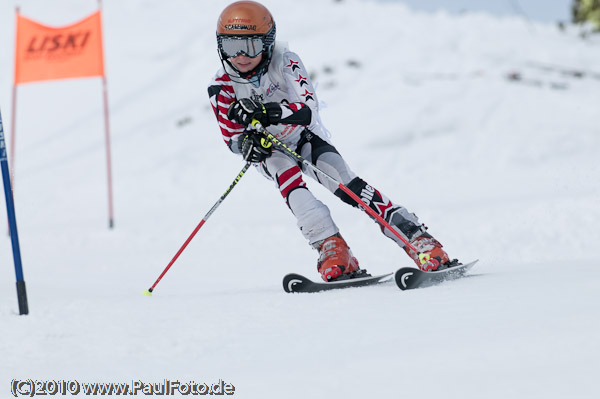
[334,177,368,208]
[335,177,422,239]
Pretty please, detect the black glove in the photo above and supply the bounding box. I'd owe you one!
[227,98,282,127]
[238,132,273,163]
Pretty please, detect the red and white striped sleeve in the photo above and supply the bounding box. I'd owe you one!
[208,72,244,152]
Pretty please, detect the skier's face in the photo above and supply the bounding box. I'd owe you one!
[230,53,263,73]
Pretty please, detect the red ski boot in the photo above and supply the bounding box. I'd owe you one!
[315,234,361,281]
[404,233,450,272]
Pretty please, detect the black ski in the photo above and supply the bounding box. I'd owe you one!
[283,272,392,293]
[395,260,478,290]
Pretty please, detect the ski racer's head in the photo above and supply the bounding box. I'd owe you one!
[216,1,276,81]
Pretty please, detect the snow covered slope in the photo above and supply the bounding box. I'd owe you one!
[1,1,599,398]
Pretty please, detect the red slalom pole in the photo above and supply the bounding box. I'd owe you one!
[144,162,251,295]
[98,0,114,228]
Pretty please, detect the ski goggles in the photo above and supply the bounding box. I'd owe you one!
[219,36,265,58]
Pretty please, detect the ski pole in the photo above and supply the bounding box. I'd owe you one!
[144,162,252,296]
[251,120,420,254]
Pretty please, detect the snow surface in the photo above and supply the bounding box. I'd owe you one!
[1,0,599,398]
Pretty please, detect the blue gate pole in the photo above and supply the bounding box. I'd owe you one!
[0,108,28,315]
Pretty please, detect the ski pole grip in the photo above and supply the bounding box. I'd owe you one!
[250,119,264,132]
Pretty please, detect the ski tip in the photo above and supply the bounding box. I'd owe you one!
[283,273,307,293]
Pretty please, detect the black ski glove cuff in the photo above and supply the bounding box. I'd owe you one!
[262,102,282,125]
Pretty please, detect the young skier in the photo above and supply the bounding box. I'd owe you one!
[208,1,453,282]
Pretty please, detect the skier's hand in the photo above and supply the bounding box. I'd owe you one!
[238,132,273,163]
[227,98,281,127]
